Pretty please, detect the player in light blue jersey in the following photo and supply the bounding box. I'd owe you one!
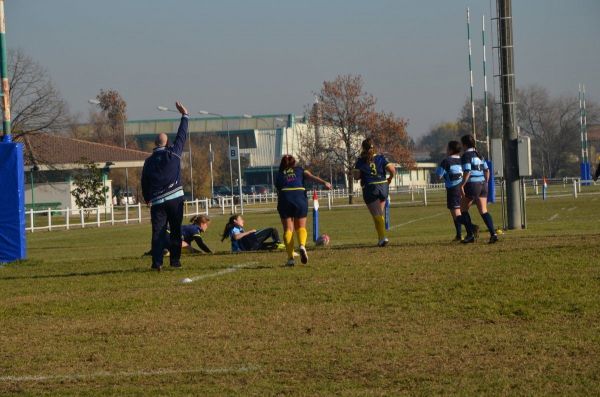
[435,141,464,241]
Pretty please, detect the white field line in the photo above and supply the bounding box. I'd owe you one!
[181,262,258,284]
[548,213,559,221]
[0,366,256,383]
[390,212,445,229]
[567,206,577,212]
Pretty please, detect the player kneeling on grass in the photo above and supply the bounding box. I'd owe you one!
[221,215,284,253]
[276,154,332,267]
[435,141,464,241]
[353,138,396,247]
[458,134,498,244]
[144,214,213,256]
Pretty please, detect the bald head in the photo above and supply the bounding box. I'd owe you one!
[155,133,168,147]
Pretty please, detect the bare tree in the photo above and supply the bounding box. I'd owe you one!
[89,89,128,146]
[367,111,415,170]
[313,74,376,203]
[517,85,599,177]
[7,49,69,137]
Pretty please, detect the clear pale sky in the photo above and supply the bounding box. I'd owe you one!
[5,0,600,138]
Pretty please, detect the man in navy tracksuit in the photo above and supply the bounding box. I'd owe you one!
[141,101,189,270]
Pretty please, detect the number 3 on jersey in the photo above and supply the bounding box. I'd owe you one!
[370,162,377,175]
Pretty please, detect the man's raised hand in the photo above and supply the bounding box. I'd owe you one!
[175,101,188,116]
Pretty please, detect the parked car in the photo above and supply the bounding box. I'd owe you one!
[252,185,270,194]
[212,185,232,197]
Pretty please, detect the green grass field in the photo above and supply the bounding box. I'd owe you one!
[1,194,599,396]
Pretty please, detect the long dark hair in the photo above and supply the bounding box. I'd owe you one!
[461,134,483,160]
[221,214,240,242]
[279,154,296,172]
[448,140,461,155]
[360,138,376,161]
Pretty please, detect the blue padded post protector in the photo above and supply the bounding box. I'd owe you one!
[0,142,26,262]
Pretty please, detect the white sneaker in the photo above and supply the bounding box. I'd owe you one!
[285,259,295,267]
[377,238,389,247]
[299,245,308,264]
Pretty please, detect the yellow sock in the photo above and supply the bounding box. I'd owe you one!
[373,215,385,240]
[297,227,308,247]
[283,230,294,259]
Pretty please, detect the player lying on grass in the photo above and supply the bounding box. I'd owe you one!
[353,138,396,247]
[275,154,332,267]
[144,215,213,256]
[221,214,285,253]
[435,140,464,241]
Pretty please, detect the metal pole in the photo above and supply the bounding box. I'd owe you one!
[467,8,477,141]
[30,171,35,208]
[227,119,233,194]
[0,0,11,140]
[188,129,194,200]
[123,121,129,205]
[482,14,490,155]
[498,0,522,229]
[237,136,243,214]
[209,142,214,199]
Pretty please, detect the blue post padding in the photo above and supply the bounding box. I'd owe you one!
[0,142,26,262]
[542,185,547,200]
[486,160,495,203]
[581,162,591,186]
[384,196,390,230]
[312,207,319,242]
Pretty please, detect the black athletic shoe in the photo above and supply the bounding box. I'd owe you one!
[453,235,462,242]
[488,234,499,244]
[151,265,162,272]
[170,262,182,268]
[461,235,476,244]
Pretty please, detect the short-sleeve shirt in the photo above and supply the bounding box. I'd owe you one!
[230,226,244,252]
[354,154,389,187]
[436,155,463,188]
[461,148,488,183]
[275,166,305,193]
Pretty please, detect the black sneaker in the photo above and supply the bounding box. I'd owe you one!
[488,234,499,244]
[151,265,162,272]
[170,262,182,268]
[461,235,476,244]
[453,235,462,242]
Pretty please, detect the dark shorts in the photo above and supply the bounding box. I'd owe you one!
[362,182,389,205]
[464,181,488,200]
[277,192,308,219]
[446,186,461,209]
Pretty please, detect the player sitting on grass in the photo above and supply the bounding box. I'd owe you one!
[221,214,284,253]
[435,140,464,241]
[144,215,213,256]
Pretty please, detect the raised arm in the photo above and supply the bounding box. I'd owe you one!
[304,170,332,190]
[170,101,189,156]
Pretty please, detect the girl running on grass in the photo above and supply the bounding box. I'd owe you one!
[458,134,498,244]
[435,141,464,241]
[352,138,396,247]
[221,214,284,253]
[276,154,331,267]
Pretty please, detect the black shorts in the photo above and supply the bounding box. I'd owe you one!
[446,186,461,209]
[464,181,488,200]
[277,192,308,219]
[362,183,389,205]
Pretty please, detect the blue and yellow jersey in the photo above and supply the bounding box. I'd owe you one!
[275,166,305,193]
[461,148,488,183]
[181,224,203,242]
[354,154,389,187]
[436,155,463,188]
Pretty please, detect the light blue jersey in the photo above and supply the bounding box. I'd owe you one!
[461,148,488,183]
[436,155,463,188]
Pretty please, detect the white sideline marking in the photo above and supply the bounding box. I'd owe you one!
[548,213,559,221]
[181,262,258,284]
[0,366,256,383]
[567,206,577,212]
[390,212,445,229]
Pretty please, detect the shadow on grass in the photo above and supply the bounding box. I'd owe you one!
[0,267,149,281]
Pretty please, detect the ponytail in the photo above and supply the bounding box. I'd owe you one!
[360,138,376,161]
[461,134,483,160]
[221,215,239,242]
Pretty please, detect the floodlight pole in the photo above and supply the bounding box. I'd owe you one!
[497,0,523,229]
[0,0,11,141]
